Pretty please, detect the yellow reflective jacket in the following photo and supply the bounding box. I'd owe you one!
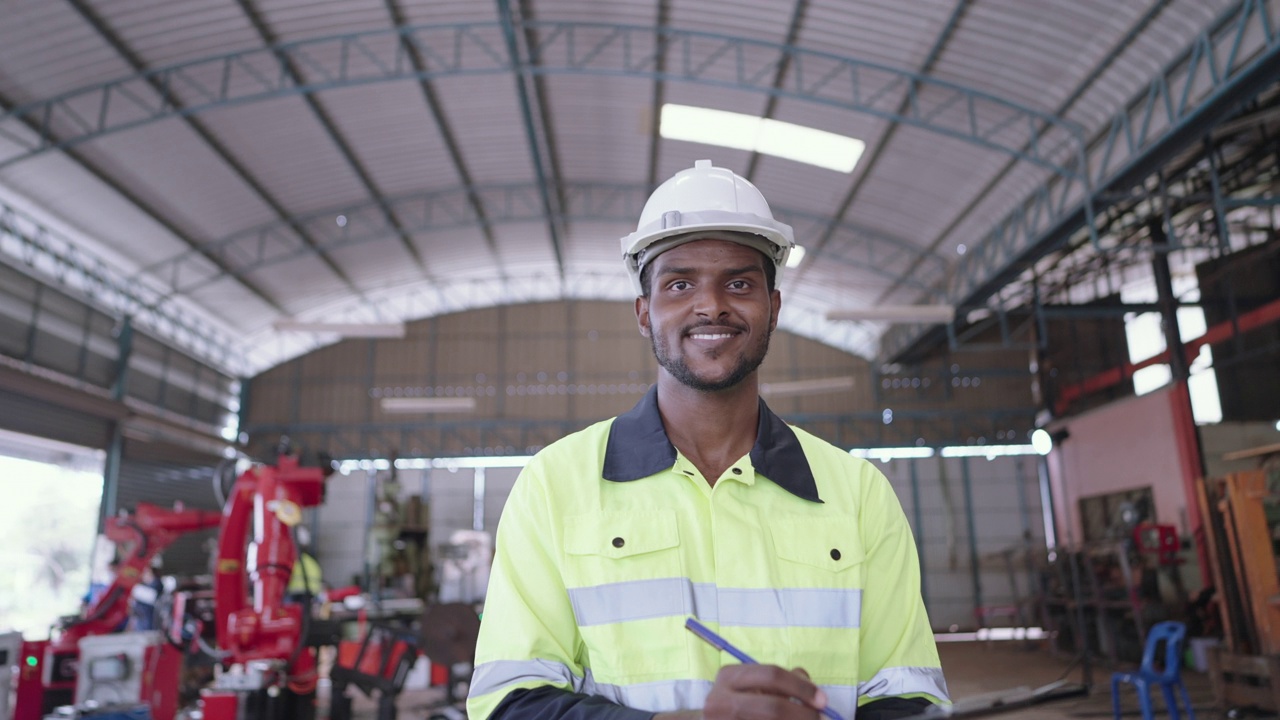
[469,388,947,719]
[288,552,323,596]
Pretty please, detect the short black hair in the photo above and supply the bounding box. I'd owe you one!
[639,246,776,297]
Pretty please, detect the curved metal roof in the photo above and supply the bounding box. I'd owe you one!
[0,0,1275,376]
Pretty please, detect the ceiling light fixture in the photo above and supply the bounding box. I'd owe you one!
[785,245,806,268]
[825,305,956,324]
[380,397,477,414]
[274,321,406,338]
[660,104,866,173]
[760,375,854,397]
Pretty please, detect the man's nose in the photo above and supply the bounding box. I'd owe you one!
[692,285,730,317]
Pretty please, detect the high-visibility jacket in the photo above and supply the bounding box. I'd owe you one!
[468,388,947,720]
[288,552,323,596]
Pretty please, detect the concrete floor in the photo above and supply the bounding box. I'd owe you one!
[338,640,1244,719]
[934,639,1225,719]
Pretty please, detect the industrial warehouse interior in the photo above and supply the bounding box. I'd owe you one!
[1,0,1279,719]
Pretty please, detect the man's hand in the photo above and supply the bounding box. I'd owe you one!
[698,665,826,720]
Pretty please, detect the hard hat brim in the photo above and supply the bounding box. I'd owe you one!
[622,211,794,295]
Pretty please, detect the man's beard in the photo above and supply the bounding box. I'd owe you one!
[651,322,772,392]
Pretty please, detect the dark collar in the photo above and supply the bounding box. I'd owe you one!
[602,385,821,503]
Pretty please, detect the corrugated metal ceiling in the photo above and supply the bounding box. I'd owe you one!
[0,0,1264,376]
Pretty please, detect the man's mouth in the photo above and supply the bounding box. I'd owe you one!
[688,332,736,340]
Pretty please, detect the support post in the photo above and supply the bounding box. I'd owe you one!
[909,458,928,608]
[99,316,133,530]
[1150,218,1211,588]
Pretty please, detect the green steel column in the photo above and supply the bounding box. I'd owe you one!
[100,316,133,530]
[237,377,252,445]
[960,456,983,622]
[909,457,928,608]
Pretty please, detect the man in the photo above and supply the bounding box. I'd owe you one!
[287,525,324,602]
[468,160,947,720]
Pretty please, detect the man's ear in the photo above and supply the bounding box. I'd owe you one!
[769,289,782,332]
[635,295,651,338]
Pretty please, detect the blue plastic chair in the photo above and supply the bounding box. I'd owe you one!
[1111,621,1196,720]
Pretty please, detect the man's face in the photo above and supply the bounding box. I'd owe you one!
[636,238,781,393]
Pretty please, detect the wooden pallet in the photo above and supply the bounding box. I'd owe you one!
[1209,649,1280,711]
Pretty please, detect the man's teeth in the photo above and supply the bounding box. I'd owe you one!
[690,333,733,339]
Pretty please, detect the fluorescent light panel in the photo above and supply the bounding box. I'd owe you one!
[380,397,476,414]
[339,455,535,473]
[761,375,854,397]
[274,321,406,338]
[850,447,936,460]
[825,305,956,324]
[851,444,1040,461]
[660,104,865,173]
[785,245,806,268]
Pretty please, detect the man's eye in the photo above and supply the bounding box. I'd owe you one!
[669,280,691,291]
[728,280,749,290]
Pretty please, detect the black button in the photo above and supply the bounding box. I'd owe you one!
[731,468,742,475]
[830,549,841,561]
[612,537,625,548]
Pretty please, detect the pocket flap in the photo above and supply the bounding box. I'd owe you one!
[565,511,679,559]
[770,518,863,571]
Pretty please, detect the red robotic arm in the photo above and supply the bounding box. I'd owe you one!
[64,502,222,648]
[212,454,328,689]
[12,503,222,720]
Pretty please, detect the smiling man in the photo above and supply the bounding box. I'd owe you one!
[468,160,948,720]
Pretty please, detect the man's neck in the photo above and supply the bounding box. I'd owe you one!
[656,374,760,486]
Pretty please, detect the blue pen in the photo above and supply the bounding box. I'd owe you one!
[684,617,845,720]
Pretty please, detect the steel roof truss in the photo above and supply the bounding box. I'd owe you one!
[881,0,1280,362]
[0,22,1084,180]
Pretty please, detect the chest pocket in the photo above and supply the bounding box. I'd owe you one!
[563,511,689,680]
[769,518,863,684]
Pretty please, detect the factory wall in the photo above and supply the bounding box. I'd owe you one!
[244,299,1038,457]
[880,454,1045,632]
[1045,387,1188,547]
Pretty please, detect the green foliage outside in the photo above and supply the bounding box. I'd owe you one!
[0,456,103,639]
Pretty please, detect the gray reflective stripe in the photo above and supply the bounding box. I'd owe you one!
[719,587,861,628]
[583,673,859,717]
[858,666,950,702]
[469,659,584,697]
[568,578,705,626]
[568,578,861,629]
[583,673,713,711]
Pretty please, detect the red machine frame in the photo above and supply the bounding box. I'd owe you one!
[14,502,221,720]
[201,453,330,720]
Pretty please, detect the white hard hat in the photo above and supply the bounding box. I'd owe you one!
[621,159,794,295]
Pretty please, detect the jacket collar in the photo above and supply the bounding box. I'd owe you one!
[603,385,821,503]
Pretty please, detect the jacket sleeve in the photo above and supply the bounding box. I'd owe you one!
[489,687,655,720]
[855,465,949,710]
[468,456,646,720]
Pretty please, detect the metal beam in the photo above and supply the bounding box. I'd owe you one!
[645,0,673,188]
[233,0,430,277]
[384,0,503,268]
[0,199,247,374]
[743,0,810,182]
[519,0,569,255]
[63,0,368,304]
[0,22,1085,179]
[244,404,1039,458]
[876,0,1175,305]
[0,88,285,314]
[498,0,566,277]
[790,0,969,287]
[134,181,947,297]
[881,0,1280,362]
